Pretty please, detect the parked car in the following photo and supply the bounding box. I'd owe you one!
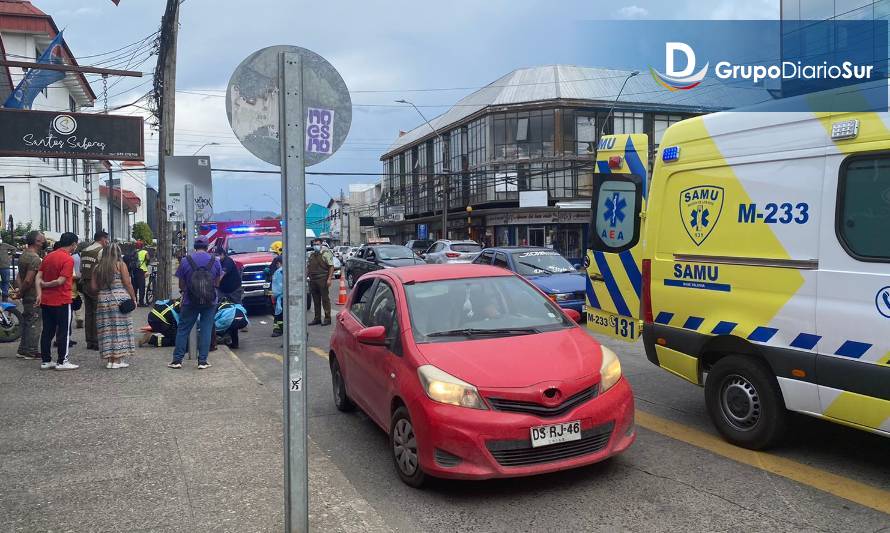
[329,264,635,486]
[404,239,434,257]
[334,245,351,260]
[343,244,424,288]
[333,255,342,279]
[473,247,586,315]
[422,240,482,264]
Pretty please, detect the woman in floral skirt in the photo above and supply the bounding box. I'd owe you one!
[91,243,137,369]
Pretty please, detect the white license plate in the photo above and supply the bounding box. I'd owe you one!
[530,420,582,448]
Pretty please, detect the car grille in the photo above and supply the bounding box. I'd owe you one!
[434,448,462,468]
[486,386,598,418]
[571,291,585,300]
[241,264,267,283]
[486,423,614,467]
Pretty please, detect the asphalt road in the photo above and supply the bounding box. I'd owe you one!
[235,287,890,533]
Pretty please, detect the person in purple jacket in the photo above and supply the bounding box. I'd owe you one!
[168,236,222,369]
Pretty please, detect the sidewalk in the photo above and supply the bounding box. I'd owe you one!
[0,307,390,533]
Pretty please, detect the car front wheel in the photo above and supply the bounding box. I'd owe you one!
[391,406,426,488]
[704,355,787,450]
[329,355,354,412]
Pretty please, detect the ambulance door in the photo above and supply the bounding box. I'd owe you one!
[585,134,648,342]
[817,153,890,432]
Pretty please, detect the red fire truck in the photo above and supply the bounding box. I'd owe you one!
[200,221,282,305]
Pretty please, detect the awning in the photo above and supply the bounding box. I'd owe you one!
[100,186,141,212]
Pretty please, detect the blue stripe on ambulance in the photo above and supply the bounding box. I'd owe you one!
[597,161,611,174]
[623,136,647,197]
[592,251,631,317]
[619,250,642,298]
[584,274,601,310]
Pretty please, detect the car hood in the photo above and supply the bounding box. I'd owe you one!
[525,272,585,294]
[379,257,425,267]
[231,252,276,265]
[414,328,601,388]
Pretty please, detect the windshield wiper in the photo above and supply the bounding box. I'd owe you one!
[516,261,553,275]
[426,327,539,338]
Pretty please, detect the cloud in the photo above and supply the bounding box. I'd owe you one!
[615,5,649,19]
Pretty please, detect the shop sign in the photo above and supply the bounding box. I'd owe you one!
[486,210,590,226]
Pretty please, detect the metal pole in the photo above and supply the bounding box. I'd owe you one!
[280,51,308,533]
[107,168,114,241]
[184,184,196,361]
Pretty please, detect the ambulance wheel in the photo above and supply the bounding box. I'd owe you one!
[705,355,786,450]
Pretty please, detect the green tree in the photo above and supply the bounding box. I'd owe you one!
[131,221,154,244]
[1,222,32,245]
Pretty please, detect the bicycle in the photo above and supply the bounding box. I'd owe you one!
[145,268,157,304]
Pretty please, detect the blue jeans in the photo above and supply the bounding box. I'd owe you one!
[0,268,10,298]
[172,303,215,364]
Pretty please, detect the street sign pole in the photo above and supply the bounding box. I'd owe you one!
[279,51,309,533]
[184,183,197,361]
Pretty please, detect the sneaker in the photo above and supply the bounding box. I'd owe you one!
[106,362,114,369]
[55,362,79,371]
[321,318,332,326]
[308,319,322,326]
[40,362,57,370]
[16,352,26,358]
[167,362,182,369]
[197,362,212,369]
[112,361,130,369]
[24,353,41,360]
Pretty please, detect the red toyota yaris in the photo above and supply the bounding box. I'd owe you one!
[329,264,635,487]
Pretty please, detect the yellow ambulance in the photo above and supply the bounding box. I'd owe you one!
[586,89,890,449]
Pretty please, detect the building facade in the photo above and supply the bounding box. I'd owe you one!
[346,182,381,245]
[379,65,763,263]
[0,1,146,243]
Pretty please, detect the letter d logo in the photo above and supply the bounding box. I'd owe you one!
[650,42,709,92]
[666,42,695,77]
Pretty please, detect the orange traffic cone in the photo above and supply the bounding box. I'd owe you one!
[336,276,348,305]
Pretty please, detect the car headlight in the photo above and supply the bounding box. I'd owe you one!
[417,365,487,410]
[552,292,573,302]
[599,346,622,392]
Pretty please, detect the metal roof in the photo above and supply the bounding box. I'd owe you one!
[383,64,770,158]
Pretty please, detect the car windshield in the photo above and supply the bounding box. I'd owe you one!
[511,250,575,276]
[375,245,416,260]
[404,275,572,342]
[227,235,280,254]
[450,243,481,253]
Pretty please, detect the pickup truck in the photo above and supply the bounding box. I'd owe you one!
[343,244,424,288]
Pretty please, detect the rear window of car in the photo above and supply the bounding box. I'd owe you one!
[451,243,481,253]
[411,240,433,250]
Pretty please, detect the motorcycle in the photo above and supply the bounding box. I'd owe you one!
[0,301,22,343]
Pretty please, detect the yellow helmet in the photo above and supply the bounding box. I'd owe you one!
[270,240,283,255]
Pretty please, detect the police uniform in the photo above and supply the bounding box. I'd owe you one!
[79,241,103,350]
[307,246,334,324]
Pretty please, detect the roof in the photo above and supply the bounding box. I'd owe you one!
[482,246,557,253]
[383,64,770,158]
[0,0,97,105]
[388,264,514,284]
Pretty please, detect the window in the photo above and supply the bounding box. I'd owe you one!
[366,282,397,331]
[613,111,644,134]
[71,159,78,182]
[64,200,70,232]
[40,190,51,231]
[350,278,376,323]
[473,250,494,264]
[589,175,644,253]
[653,114,684,145]
[71,203,79,236]
[493,110,555,161]
[576,114,597,156]
[837,156,890,260]
[54,196,61,232]
[492,253,509,269]
[95,207,103,232]
[69,95,76,112]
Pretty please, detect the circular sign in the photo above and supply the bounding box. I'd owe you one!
[226,45,352,167]
[876,286,890,319]
[52,114,77,135]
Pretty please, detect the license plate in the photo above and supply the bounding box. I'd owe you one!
[530,420,582,448]
[586,307,639,343]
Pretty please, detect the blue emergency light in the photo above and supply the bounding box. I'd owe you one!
[662,146,681,163]
[227,226,257,233]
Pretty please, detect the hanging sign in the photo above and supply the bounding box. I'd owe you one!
[0,109,143,160]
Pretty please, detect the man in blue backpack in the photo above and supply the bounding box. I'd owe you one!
[168,236,222,369]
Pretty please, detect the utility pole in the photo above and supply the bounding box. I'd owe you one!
[155,0,180,300]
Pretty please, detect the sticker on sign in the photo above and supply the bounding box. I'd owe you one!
[306,107,334,154]
[290,374,303,392]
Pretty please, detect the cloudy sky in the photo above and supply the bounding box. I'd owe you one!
[37,0,778,212]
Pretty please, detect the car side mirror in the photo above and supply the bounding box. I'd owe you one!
[573,263,582,270]
[562,308,582,323]
[357,325,387,346]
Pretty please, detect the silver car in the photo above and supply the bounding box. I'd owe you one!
[422,240,483,264]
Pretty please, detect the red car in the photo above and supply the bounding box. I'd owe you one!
[329,264,635,486]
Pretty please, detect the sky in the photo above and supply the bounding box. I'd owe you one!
[36,0,778,214]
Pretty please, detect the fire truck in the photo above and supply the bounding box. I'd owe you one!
[200,221,283,305]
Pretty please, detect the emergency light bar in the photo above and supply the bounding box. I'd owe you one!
[662,146,681,162]
[831,119,859,140]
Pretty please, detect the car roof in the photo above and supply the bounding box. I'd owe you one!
[386,263,515,284]
[481,246,557,254]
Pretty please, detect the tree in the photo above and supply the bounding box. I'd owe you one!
[1,222,32,245]
[131,221,154,244]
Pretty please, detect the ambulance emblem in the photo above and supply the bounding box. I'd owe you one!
[680,185,724,246]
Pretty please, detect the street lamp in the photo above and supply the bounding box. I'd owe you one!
[192,141,220,155]
[262,193,282,212]
[395,99,448,239]
[598,70,640,143]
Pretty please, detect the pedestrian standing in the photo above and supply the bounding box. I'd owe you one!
[134,240,149,306]
[0,239,16,302]
[79,231,109,351]
[307,238,334,326]
[216,246,243,304]
[36,232,79,370]
[15,230,45,360]
[270,255,284,337]
[168,236,222,370]
[71,245,83,329]
[92,243,137,369]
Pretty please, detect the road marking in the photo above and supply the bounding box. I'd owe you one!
[310,347,328,359]
[220,345,263,384]
[635,410,890,516]
[255,351,283,363]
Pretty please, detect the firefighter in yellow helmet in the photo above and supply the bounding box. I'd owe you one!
[270,240,283,255]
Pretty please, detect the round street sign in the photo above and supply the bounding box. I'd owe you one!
[226,45,352,167]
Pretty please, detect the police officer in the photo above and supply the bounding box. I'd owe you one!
[307,238,334,326]
[79,230,109,351]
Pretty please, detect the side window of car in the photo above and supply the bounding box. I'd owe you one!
[474,250,494,264]
[366,281,402,354]
[355,248,364,259]
[493,252,510,269]
[838,156,890,261]
[367,248,376,261]
[350,279,376,324]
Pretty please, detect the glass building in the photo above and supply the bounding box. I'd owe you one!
[378,65,761,262]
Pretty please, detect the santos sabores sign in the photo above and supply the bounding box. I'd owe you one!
[0,109,143,161]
